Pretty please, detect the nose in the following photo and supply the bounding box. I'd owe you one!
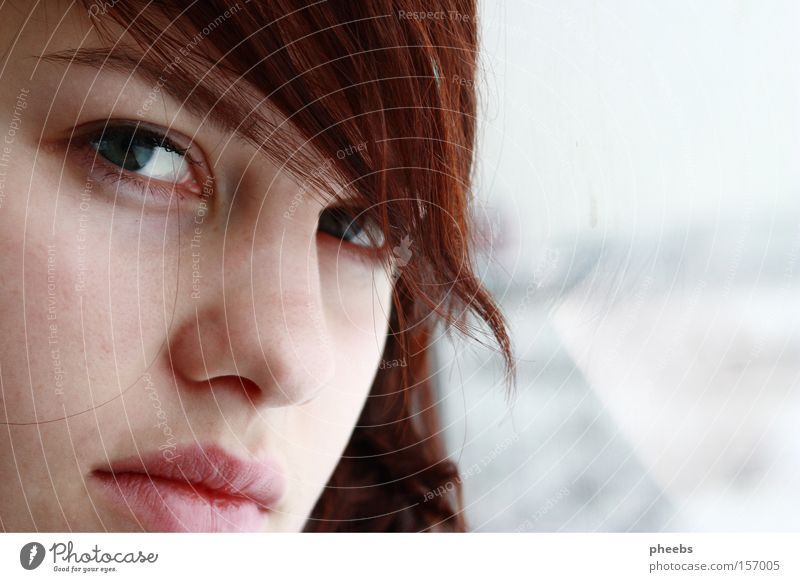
[167,191,335,408]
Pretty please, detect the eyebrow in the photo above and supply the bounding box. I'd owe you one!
[37,46,261,138]
[37,47,366,207]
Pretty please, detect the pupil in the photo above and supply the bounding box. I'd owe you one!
[95,130,154,172]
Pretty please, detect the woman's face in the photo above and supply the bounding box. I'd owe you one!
[0,3,394,531]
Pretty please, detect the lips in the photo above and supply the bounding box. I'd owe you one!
[89,444,285,532]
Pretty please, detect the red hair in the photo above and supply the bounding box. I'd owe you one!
[83,0,514,531]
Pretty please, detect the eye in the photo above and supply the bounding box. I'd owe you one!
[86,121,200,194]
[318,206,385,249]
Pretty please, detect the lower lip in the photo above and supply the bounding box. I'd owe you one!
[89,472,269,532]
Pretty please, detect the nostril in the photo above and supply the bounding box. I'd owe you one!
[208,375,263,403]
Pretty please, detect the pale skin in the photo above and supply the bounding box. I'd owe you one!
[0,3,394,531]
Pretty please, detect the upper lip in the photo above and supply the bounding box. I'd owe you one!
[93,443,286,509]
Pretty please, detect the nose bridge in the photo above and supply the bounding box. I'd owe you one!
[169,189,335,408]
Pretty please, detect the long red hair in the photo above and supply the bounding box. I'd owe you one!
[84,0,513,531]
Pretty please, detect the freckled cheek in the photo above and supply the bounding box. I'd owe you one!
[284,328,387,512]
[0,241,96,420]
[315,248,392,373]
[319,248,394,331]
[323,275,393,402]
[1,190,185,420]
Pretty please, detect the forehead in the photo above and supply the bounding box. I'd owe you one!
[17,5,271,135]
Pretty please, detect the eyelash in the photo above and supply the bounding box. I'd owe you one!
[71,121,203,202]
[87,164,190,201]
[316,209,389,265]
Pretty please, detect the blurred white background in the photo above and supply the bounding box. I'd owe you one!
[437,0,800,531]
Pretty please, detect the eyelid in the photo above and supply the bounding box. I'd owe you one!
[70,119,202,166]
[325,204,386,244]
[64,119,210,200]
[317,228,387,268]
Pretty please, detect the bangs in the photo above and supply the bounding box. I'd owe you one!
[77,1,472,250]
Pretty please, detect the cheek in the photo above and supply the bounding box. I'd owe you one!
[320,245,394,412]
[276,248,393,521]
[318,236,395,333]
[316,245,393,431]
[278,332,385,526]
[0,159,183,423]
[0,158,91,424]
